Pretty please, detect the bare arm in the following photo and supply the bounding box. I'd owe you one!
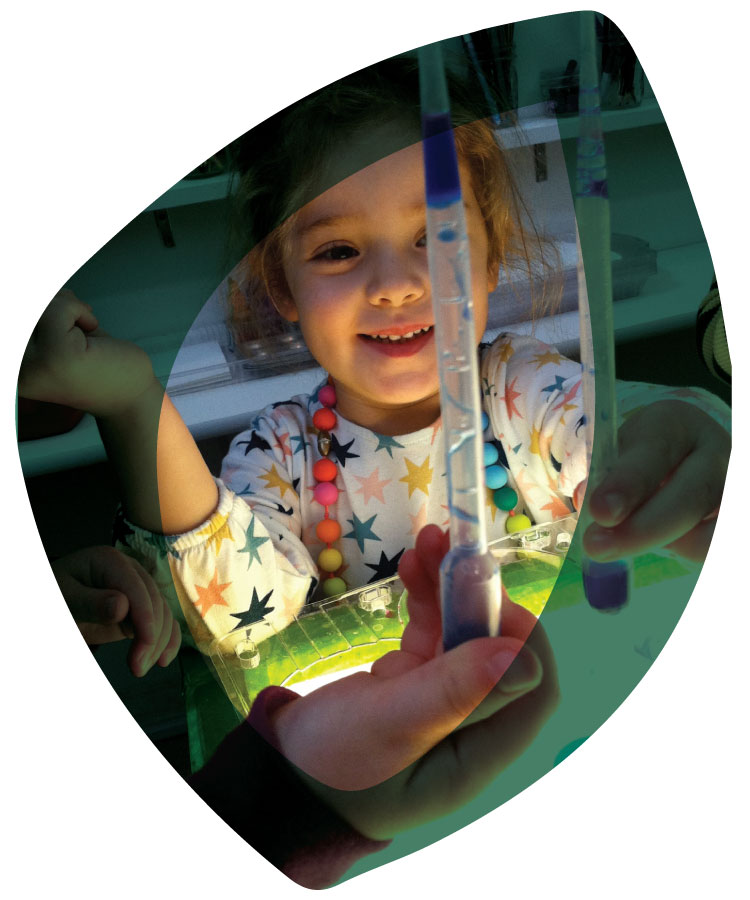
[97,383,218,534]
[20,290,218,535]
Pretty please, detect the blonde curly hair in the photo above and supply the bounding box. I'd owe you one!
[225,58,557,346]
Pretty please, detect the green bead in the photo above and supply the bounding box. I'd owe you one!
[321,576,347,597]
[505,513,532,534]
[493,486,518,511]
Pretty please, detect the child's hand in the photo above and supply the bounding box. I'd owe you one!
[268,525,558,840]
[52,546,181,677]
[19,290,157,417]
[583,400,730,563]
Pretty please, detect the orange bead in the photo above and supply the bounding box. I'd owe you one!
[312,458,337,482]
[316,518,341,543]
[313,408,337,431]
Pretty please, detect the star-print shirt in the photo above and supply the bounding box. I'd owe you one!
[116,333,730,652]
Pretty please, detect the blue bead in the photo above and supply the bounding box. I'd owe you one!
[481,412,489,432]
[485,465,508,490]
[483,442,499,466]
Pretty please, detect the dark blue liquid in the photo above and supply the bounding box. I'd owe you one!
[422,112,461,208]
[582,559,630,612]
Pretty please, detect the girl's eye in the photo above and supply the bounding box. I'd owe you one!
[313,244,358,262]
[416,232,427,248]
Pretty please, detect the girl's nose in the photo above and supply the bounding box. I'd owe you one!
[366,248,427,307]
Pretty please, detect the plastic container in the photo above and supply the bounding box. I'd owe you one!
[208,514,579,719]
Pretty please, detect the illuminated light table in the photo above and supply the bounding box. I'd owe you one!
[180,516,693,773]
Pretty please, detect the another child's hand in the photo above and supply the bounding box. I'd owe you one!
[52,546,181,677]
[269,525,558,840]
[583,399,730,563]
[19,289,157,417]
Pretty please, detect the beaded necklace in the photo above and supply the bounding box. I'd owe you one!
[311,381,531,597]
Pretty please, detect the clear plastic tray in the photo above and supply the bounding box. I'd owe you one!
[208,514,578,718]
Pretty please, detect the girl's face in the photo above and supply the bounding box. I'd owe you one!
[276,138,494,435]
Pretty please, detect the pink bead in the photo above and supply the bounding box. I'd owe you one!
[313,482,338,506]
[319,384,336,407]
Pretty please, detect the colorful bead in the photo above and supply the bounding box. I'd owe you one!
[318,547,343,572]
[313,482,338,506]
[313,408,337,431]
[506,513,532,533]
[312,458,337,482]
[493,485,518,511]
[483,442,499,466]
[321,576,347,597]
[316,518,341,543]
[485,464,508,490]
[318,384,337,407]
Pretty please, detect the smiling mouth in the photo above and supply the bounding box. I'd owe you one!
[360,325,434,344]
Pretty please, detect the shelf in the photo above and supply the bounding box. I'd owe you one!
[142,101,664,211]
[146,173,233,212]
[18,241,710,478]
[502,98,664,148]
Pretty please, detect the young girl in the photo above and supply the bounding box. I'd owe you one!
[20,60,730,661]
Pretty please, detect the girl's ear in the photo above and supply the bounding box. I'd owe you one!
[267,278,299,323]
[270,291,299,323]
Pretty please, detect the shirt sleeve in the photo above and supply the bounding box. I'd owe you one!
[482,334,587,506]
[114,410,319,654]
[481,334,731,521]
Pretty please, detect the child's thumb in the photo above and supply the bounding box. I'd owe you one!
[382,637,542,755]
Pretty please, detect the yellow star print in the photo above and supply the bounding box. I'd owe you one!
[485,485,499,522]
[529,425,542,456]
[497,340,515,364]
[559,401,577,426]
[531,349,563,369]
[259,463,295,499]
[196,513,235,557]
[400,455,433,498]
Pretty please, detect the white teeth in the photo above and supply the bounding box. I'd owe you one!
[371,326,431,341]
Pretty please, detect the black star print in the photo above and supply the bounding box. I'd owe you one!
[230,587,275,631]
[365,548,405,583]
[305,578,319,604]
[273,502,294,516]
[550,452,562,473]
[292,476,301,494]
[236,431,271,455]
[270,400,306,412]
[112,511,135,547]
[575,415,587,437]
[329,432,359,467]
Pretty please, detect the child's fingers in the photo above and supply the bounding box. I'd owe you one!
[589,426,693,529]
[585,441,727,560]
[125,559,168,675]
[157,620,182,668]
[36,290,98,341]
[64,585,129,628]
[398,549,443,661]
[144,592,177,672]
[415,524,449,585]
[590,401,728,527]
[398,525,449,661]
[664,516,717,563]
